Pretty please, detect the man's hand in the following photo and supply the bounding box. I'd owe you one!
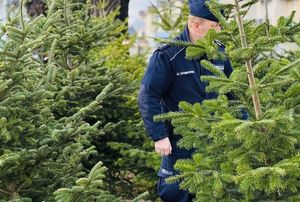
[155,137,172,156]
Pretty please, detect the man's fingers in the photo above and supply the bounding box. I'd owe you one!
[155,146,161,154]
[155,148,170,156]
[162,148,170,156]
[155,147,163,155]
[158,148,165,155]
[163,148,169,156]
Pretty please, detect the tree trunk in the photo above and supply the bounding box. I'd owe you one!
[235,0,262,119]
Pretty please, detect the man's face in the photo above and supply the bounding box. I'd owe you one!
[200,18,221,33]
[194,18,221,39]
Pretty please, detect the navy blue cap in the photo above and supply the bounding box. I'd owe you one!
[188,0,219,22]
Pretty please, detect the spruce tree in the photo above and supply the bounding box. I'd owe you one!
[155,0,300,201]
[54,162,122,202]
[0,0,152,200]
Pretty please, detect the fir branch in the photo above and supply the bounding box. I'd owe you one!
[253,36,284,47]
[240,0,259,9]
[66,83,114,123]
[154,112,193,122]
[239,0,259,19]
[200,76,231,84]
[286,83,300,97]
[131,191,149,202]
[257,78,294,89]
[253,59,272,74]
[186,46,206,60]
[54,162,121,202]
[274,57,300,76]
[155,38,205,49]
[150,2,172,30]
[47,0,56,17]
[285,10,296,26]
[261,58,300,84]
[201,60,227,78]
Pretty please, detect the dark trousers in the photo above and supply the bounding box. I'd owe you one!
[157,177,194,202]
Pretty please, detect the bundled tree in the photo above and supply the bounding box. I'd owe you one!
[0,0,153,200]
[155,0,300,201]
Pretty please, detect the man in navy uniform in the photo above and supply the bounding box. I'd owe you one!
[138,0,232,201]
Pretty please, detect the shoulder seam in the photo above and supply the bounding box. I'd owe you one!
[157,44,170,51]
[170,47,186,61]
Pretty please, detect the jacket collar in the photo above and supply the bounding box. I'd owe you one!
[178,25,191,42]
[169,25,192,62]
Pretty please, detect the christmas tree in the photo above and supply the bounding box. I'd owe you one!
[155,0,300,201]
[0,0,153,200]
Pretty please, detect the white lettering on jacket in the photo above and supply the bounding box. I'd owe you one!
[161,168,173,175]
[176,70,195,76]
[215,64,224,71]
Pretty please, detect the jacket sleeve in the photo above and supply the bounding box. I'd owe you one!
[138,50,173,141]
[224,58,233,77]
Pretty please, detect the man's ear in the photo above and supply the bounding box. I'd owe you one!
[193,21,200,30]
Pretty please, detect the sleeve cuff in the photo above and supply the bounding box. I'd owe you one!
[151,134,169,142]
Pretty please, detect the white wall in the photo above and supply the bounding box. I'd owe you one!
[220,0,300,24]
[0,0,8,23]
[0,0,19,24]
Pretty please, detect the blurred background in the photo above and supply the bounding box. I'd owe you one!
[1,0,300,55]
[128,0,300,55]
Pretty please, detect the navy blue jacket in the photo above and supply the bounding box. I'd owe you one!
[138,26,232,142]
